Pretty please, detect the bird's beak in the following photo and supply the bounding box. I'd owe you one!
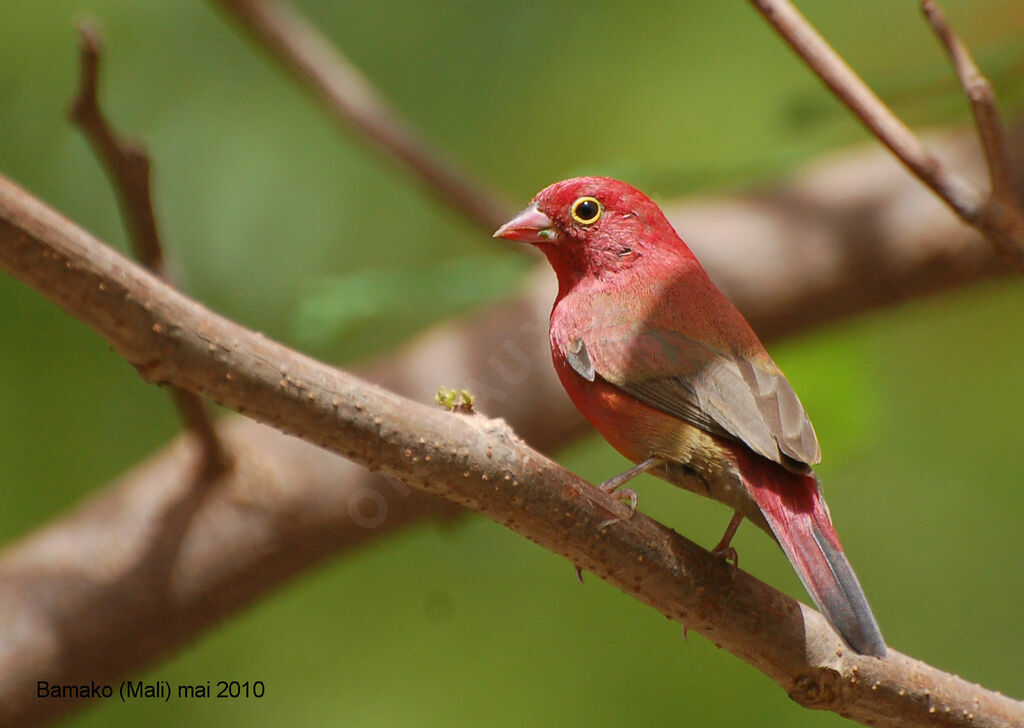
[493,204,557,244]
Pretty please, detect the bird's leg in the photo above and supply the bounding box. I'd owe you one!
[598,456,664,515]
[712,510,744,566]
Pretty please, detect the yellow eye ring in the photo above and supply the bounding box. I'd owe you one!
[570,196,603,225]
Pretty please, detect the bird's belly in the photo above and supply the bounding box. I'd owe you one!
[554,352,699,460]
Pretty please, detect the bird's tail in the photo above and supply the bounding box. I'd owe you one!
[734,451,886,657]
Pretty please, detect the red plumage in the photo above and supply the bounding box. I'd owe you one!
[495,176,885,657]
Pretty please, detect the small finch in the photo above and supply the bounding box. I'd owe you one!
[495,177,885,657]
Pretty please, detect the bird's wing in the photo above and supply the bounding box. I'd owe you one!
[571,326,821,469]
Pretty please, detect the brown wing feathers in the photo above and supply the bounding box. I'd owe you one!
[583,332,821,471]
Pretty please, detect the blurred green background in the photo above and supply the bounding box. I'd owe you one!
[1,1,1022,725]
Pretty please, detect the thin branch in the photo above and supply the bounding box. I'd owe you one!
[69,23,229,478]
[920,0,1024,271]
[1,173,1021,728]
[209,0,516,233]
[68,23,164,273]
[748,0,1024,273]
[919,1,1010,199]
[747,0,981,217]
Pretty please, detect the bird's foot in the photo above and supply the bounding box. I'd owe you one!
[598,456,663,516]
[711,544,739,567]
[598,485,638,515]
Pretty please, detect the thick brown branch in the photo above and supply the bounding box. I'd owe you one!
[0,418,457,728]
[748,0,1024,273]
[69,23,229,476]
[0,128,1011,725]
[1,172,1021,727]
[208,0,515,233]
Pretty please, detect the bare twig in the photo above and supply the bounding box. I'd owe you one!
[747,0,980,217]
[69,23,230,478]
[920,0,1024,270]
[2,172,1022,728]
[209,0,515,233]
[748,0,1024,273]
[69,24,164,273]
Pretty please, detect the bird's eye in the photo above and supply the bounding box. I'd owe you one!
[570,197,602,225]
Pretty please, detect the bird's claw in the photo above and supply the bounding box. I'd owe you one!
[606,487,630,516]
[598,480,639,516]
[615,487,638,515]
[595,456,660,516]
[712,544,739,567]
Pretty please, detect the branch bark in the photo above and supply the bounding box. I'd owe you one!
[1,163,1021,727]
[0,418,458,728]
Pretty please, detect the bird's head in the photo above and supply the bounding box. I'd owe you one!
[494,177,691,287]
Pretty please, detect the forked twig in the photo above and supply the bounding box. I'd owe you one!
[920,0,1024,269]
[69,23,230,478]
[69,24,164,272]
[749,0,1024,273]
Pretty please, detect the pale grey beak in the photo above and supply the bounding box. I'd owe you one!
[493,204,557,243]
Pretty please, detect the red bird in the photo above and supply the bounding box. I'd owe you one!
[495,177,885,657]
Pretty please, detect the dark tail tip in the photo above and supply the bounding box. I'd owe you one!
[736,456,886,657]
[810,528,887,657]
